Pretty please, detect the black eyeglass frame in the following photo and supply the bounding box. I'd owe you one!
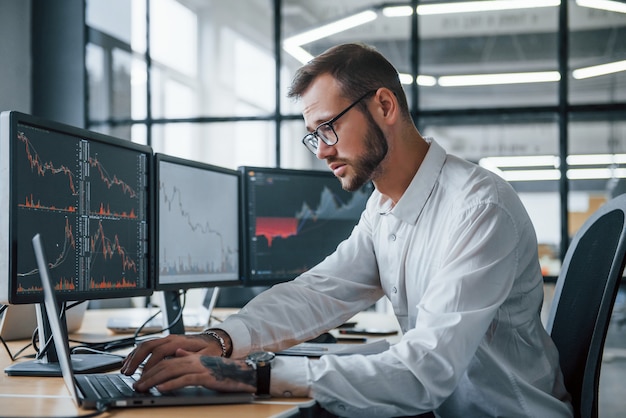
[301,90,377,154]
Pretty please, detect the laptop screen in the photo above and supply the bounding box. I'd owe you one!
[32,233,81,405]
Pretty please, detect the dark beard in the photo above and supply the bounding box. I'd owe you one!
[341,112,388,191]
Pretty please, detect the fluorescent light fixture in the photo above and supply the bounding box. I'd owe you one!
[576,0,626,14]
[438,71,560,86]
[283,44,314,64]
[497,168,626,182]
[283,10,377,64]
[399,73,414,85]
[479,155,560,181]
[384,1,562,17]
[572,59,626,79]
[480,155,560,168]
[283,11,377,48]
[386,73,439,86]
[382,6,414,17]
[503,169,562,182]
[417,75,438,86]
[417,0,560,15]
[567,154,626,165]
[480,154,626,181]
[399,73,437,86]
[568,168,626,180]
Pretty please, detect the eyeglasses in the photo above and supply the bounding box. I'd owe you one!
[301,90,377,154]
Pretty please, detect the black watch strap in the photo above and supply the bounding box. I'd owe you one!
[256,360,271,396]
[246,351,275,398]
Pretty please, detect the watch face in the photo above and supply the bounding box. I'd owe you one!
[249,351,275,363]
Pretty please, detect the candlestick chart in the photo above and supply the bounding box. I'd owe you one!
[14,124,148,296]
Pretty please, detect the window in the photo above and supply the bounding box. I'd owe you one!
[86,0,626,265]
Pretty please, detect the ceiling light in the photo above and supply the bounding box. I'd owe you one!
[480,155,560,168]
[417,75,438,86]
[282,44,314,64]
[572,59,626,79]
[283,11,377,49]
[480,154,626,181]
[416,0,560,15]
[568,168,626,180]
[575,0,626,14]
[398,73,413,85]
[502,169,562,182]
[438,71,561,86]
[382,6,413,17]
[496,168,626,182]
[399,73,438,86]
[567,154,626,165]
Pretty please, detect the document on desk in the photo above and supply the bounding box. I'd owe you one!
[278,339,390,357]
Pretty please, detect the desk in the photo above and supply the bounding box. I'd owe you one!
[1,308,401,417]
[0,308,315,417]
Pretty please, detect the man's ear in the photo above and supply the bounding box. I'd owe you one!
[373,88,399,125]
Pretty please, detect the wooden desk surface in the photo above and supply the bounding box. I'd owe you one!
[0,308,314,417]
[1,307,400,416]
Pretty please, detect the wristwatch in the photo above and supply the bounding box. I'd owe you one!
[246,351,275,398]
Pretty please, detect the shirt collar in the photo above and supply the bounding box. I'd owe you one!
[377,138,446,225]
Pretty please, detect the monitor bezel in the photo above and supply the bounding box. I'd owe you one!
[0,110,155,305]
[154,153,243,292]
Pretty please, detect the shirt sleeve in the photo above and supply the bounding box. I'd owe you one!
[270,356,311,398]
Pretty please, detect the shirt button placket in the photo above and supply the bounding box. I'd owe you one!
[389,232,399,299]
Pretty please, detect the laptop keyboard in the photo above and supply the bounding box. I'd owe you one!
[89,374,162,398]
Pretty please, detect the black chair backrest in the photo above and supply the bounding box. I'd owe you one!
[545,194,626,418]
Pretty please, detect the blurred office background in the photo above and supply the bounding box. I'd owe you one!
[1,1,625,415]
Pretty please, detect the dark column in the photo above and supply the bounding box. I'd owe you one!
[31,0,85,127]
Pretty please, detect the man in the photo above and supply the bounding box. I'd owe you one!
[122,43,573,417]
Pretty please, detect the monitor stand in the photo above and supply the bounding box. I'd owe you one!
[161,290,186,335]
[4,303,123,377]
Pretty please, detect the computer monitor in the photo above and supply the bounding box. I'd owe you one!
[0,111,153,375]
[155,154,242,334]
[240,166,374,287]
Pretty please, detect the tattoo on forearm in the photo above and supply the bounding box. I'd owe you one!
[200,356,256,387]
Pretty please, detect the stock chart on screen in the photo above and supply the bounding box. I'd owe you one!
[4,113,151,303]
[241,166,373,286]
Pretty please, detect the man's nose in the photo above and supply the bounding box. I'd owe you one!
[316,140,335,160]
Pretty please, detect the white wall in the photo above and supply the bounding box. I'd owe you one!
[0,0,31,114]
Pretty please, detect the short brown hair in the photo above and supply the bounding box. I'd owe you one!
[287,43,410,118]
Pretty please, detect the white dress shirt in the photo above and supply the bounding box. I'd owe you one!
[219,139,573,417]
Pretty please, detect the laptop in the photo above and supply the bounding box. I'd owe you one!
[106,287,220,334]
[32,233,253,410]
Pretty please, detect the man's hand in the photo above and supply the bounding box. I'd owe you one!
[121,331,231,375]
[132,350,256,394]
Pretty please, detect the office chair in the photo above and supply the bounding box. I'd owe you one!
[545,193,626,418]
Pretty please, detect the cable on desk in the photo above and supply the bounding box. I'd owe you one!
[0,335,34,362]
[128,289,187,340]
[70,290,189,355]
[0,304,36,361]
